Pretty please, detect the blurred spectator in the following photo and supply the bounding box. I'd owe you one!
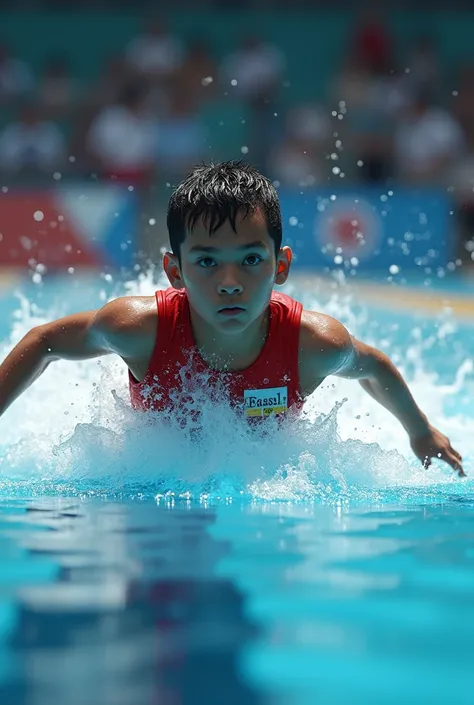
[126,18,184,81]
[0,101,66,174]
[394,88,464,184]
[351,7,393,75]
[87,55,133,110]
[449,126,474,257]
[156,91,208,179]
[0,43,34,103]
[448,73,474,260]
[452,64,474,135]
[269,104,331,187]
[332,53,401,183]
[404,36,441,95]
[221,35,286,169]
[176,39,217,108]
[270,139,323,188]
[86,83,158,184]
[221,36,285,105]
[38,55,79,117]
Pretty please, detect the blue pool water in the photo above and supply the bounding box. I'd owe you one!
[0,270,474,704]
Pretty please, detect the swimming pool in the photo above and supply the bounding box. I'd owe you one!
[0,270,473,704]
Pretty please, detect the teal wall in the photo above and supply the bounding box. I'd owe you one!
[2,11,474,160]
[3,11,474,101]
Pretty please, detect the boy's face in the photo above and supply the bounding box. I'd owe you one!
[164,208,291,335]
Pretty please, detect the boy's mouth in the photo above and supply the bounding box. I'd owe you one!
[218,306,245,316]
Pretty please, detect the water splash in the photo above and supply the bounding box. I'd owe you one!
[0,270,472,503]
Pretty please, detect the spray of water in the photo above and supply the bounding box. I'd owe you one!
[0,269,472,503]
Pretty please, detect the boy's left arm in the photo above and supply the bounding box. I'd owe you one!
[302,315,464,476]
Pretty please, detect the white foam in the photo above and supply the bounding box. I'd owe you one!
[0,270,471,502]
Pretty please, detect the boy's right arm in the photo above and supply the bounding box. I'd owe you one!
[0,296,150,417]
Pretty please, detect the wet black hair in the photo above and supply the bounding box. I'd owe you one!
[166,160,282,261]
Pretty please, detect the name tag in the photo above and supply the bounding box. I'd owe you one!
[244,386,288,417]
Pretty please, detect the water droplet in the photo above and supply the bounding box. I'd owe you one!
[241,146,249,154]
[34,210,44,222]
[289,216,298,226]
[20,237,32,250]
[149,218,156,226]
[389,264,399,275]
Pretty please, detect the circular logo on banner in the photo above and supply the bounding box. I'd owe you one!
[315,196,382,262]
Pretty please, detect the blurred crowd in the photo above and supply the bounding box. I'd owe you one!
[1,10,474,221]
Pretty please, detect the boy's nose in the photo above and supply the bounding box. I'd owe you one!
[218,281,243,295]
[218,266,243,295]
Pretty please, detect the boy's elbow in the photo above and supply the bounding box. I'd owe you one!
[348,341,392,381]
[363,349,394,381]
[28,324,59,361]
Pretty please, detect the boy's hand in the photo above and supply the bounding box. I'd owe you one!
[410,425,465,477]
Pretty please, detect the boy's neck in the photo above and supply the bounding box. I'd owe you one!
[189,308,269,371]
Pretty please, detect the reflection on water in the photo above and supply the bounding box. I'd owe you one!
[0,499,263,705]
[1,498,474,705]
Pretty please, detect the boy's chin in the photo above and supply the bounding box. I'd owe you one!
[215,317,249,332]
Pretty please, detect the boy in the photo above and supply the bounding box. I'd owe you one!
[0,161,464,476]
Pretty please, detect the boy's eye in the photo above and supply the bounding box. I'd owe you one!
[197,257,216,268]
[243,254,263,266]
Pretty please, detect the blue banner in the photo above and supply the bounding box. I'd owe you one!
[279,187,454,274]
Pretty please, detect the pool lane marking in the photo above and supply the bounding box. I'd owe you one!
[350,282,474,319]
[290,275,474,320]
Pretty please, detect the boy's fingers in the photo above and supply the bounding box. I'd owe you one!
[422,449,466,477]
[446,452,465,477]
[450,447,462,462]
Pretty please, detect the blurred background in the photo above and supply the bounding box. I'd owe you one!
[0,2,473,281]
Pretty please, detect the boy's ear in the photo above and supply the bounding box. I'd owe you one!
[275,246,292,285]
[163,252,184,289]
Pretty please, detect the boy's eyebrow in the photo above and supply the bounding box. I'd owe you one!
[188,240,269,254]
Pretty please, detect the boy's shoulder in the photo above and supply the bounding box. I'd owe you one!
[299,309,351,350]
[298,309,353,389]
[94,294,158,361]
[97,294,157,329]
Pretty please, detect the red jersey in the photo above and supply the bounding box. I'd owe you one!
[129,287,303,418]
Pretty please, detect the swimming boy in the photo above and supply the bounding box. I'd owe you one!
[0,161,464,475]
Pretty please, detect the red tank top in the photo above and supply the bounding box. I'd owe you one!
[129,287,303,418]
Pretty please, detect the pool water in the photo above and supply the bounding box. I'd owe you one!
[0,270,473,704]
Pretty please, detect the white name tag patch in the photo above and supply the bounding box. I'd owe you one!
[244,386,288,417]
